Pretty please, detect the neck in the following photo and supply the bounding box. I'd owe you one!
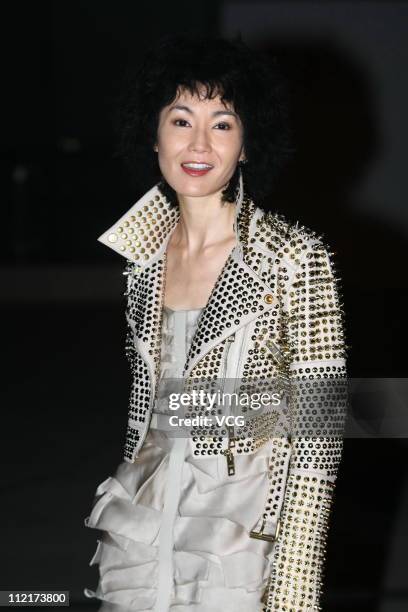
[171,189,237,254]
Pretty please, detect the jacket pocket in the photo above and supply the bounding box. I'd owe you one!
[186,440,271,494]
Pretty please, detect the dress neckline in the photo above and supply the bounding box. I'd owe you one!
[164,304,204,313]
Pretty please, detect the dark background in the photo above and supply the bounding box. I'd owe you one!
[2,1,408,610]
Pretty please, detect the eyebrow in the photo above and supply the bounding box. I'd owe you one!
[168,104,239,119]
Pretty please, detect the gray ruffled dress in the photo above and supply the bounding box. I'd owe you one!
[84,306,275,611]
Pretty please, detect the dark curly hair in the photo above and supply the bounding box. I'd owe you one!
[114,34,293,210]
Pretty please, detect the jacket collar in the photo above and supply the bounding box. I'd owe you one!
[98,171,247,265]
[98,171,276,382]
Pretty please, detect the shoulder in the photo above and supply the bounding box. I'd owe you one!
[250,206,330,271]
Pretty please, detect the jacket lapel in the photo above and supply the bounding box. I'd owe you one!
[182,240,277,378]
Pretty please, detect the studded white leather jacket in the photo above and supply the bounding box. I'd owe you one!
[98,172,348,611]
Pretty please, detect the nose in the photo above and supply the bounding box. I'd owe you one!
[188,125,211,153]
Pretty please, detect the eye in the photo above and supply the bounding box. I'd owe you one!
[214,122,231,130]
[173,119,190,127]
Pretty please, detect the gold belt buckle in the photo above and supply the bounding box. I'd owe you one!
[249,518,281,542]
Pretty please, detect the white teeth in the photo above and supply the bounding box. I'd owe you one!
[182,163,212,169]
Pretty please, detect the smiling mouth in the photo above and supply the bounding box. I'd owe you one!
[181,162,214,176]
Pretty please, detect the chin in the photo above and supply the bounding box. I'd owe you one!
[169,178,223,199]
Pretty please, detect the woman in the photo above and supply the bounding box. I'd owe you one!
[84,35,347,612]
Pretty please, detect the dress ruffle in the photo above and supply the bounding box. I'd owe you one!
[84,431,276,611]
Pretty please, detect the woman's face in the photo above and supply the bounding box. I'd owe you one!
[155,86,245,198]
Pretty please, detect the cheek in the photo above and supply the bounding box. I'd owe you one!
[157,141,176,166]
[158,129,187,159]
[220,148,242,171]
[218,134,243,159]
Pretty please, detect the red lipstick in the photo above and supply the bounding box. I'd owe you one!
[181,161,213,177]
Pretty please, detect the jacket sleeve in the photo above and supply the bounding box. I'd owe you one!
[262,239,348,611]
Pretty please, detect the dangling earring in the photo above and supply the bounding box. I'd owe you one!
[235,165,244,205]
[238,158,247,167]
